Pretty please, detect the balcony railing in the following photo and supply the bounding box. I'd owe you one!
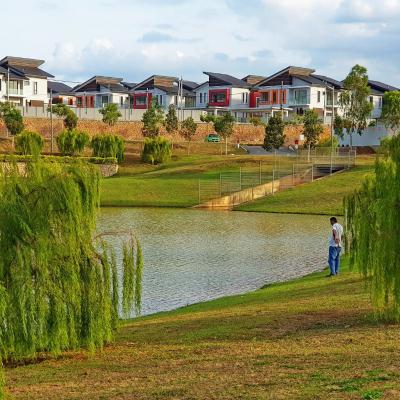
[6,88,24,96]
[288,96,310,105]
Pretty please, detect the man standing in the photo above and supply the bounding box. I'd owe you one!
[328,217,343,277]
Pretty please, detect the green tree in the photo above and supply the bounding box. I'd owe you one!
[50,103,78,130]
[57,129,89,156]
[264,114,285,151]
[0,161,142,394]
[303,109,324,160]
[164,104,179,135]
[141,102,165,138]
[15,131,44,156]
[99,103,122,126]
[381,90,400,133]
[0,102,24,136]
[345,134,400,321]
[213,113,235,155]
[340,64,374,146]
[180,117,197,155]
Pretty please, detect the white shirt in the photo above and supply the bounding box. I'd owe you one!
[329,223,343,247]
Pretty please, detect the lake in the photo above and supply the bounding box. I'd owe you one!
[97,208,329,316]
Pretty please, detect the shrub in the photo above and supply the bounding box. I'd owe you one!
[15,131,44,156]
[317,135,339,148]
[141,136,172,164]
[50,104,78,130]
[91,134,125,163]
[57,129,89,156]
[99,103,122,126]
[0,102,24,135]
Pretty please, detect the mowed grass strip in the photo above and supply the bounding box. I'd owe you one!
[6,261,400,399]
[236,164,375,216]
[100,154,293,208]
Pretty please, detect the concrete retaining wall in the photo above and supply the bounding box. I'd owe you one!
[196,179,281,210]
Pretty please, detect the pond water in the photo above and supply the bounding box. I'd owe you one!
[97,208,330,316]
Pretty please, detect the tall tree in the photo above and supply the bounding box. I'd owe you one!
[303,109,323,160]
[381,90,400,133]
[264,114,285,151]
[213,113,235,155]
[180,117,197,155]
[141,102,165,138]
[99,103,122,126]
[340,64,373,146]
[164,104,179,135]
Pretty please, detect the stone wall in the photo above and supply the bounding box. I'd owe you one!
[0,161,118,178]
[0,118,331,146]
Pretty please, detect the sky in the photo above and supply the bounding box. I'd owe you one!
[2,0,400,87]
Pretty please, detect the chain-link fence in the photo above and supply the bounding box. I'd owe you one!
[198,149,357,205]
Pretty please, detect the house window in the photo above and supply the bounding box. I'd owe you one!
[246,93,248,103]
[369,96,373,104]
[242,93,245,103]
[204,93,207,103]
[77,97,82,107]
[120,96,124,106]
[102,95,109,106]
[378,97,382,108]
[33,82,38,95]
[212,92,226,103]
[281,90,286,104]
[317,91,321,103]
[200,93,203,103]
[294,89,308,104]
[261,92,269,103]
[136,95,147,106]
[272,91,278,104]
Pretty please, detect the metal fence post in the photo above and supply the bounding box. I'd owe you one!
[198,179,201,204]
[219,173,222,197]
[292,163,295,186]
[240,167,242,191]
[259,161,262,185]
[272,169,275,195]
[311,163,314,182]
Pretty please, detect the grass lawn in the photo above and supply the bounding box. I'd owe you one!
[6,260,400,399]
[236,165,375,216]
[100,154,289,207]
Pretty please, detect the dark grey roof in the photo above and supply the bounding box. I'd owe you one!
[204,72,251,88]
[181,80,198,90]
[121,82,137,89]
[312,74,343,89]
[100,83,129,93]
[0,65,27,80]
[12,65,54,78]
[154,85,195,97]
[47,81,72,94]
[368,80,399,93]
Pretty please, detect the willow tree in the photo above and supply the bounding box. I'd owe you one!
[345,135,400,321]
[0,160,142,397]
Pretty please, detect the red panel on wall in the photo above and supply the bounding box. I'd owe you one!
[249,91,261,108]
[208,89,230,107]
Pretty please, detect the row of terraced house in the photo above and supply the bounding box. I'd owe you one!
[0,56,398,146]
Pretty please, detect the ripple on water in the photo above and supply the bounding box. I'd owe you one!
[97,208,330,316]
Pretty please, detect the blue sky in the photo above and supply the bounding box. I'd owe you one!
[3,0,400,86]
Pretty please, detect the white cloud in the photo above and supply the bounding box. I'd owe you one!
[2,0,399,87]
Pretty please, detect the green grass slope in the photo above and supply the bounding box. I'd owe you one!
[7,261,400,399]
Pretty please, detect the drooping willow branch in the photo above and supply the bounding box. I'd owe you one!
[0,159,143,397]
[345,136,400,321]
